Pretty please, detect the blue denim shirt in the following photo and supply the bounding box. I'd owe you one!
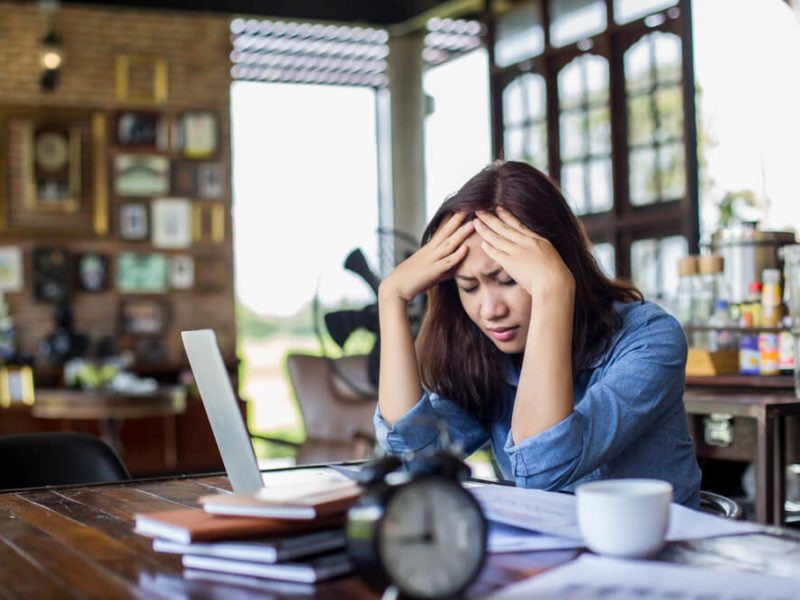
[375,300,702,508]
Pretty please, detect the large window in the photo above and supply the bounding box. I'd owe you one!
[490,0,695,303]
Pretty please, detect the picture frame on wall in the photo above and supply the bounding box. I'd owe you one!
[0,246,24,292]
[192,202,225,243]
[151,198,192,249]
[33,247,70,303]
[116,252,168,293]
[115,54,168,104]
[118,202,149,241]
[171,161,197,196]
[113,154,170,197]
[179,111,218,159]
[0,107,108,236]
[119,298,169,336]
[197,163,225,198]
[24,123,82,213]
[116,112,163,148]
[77,253,109,293]
[0,365,35,408]
[169,254,194,289]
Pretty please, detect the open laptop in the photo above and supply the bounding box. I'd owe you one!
[181,329,356,492]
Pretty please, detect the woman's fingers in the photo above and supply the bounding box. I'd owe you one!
[475,210,529,246]
[495,206,545,240]
[431,212,467,244]
[473,217,516,254]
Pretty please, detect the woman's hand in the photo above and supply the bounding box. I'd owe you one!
[380,213,474,303]
[474,207,574,304]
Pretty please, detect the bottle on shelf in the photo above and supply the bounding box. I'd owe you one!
[707,299,737,351]
[676,255,701,347]
[696,254,727,326]
[739,281,761,375]
[759,269,781,376]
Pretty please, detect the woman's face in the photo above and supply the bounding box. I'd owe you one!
[453,232,532,354]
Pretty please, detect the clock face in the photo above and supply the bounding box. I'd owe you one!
[378,477,486,599]
[35,131,69,172]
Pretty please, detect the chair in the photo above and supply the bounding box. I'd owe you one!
[699,490,745,520]
[0,432,131,491]
[250,353,377,465]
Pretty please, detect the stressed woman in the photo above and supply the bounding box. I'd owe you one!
[375,160,701,507]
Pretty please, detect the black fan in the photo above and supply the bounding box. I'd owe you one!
[315,230,424,389]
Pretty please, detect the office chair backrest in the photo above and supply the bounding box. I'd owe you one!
[0,432,131,491]
[285,353,377,463]
[699,490,745,520]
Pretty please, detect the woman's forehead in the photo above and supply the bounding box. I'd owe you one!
[455,233,501,277]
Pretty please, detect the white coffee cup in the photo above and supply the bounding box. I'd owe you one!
[576,478,673,558]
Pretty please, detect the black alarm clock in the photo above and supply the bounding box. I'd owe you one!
[346,451,487,600]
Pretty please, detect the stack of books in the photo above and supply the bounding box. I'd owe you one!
[134,479,362,584]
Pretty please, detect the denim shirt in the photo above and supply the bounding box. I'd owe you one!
[374,300,702,508]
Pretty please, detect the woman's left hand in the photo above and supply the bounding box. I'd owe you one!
[474,207,574,304]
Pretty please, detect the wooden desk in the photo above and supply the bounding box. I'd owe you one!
[684,387,800,526]
[31,387,187,468]
[1,472,799,598]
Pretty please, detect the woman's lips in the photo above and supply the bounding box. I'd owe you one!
[489,327,517,342]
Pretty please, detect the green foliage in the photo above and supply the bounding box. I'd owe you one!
[717,189,757,228]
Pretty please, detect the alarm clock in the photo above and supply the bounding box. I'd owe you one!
[346,452,487,600]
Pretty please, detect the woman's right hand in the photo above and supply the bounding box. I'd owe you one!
[379,213,474,303]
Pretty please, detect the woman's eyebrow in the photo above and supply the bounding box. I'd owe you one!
[456,268,503,281]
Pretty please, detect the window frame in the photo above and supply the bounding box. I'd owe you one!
[487,0,699,281]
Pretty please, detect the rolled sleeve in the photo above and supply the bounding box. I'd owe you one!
[374,392,489,456]
[505,306,688,490]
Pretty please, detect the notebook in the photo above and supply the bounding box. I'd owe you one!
[180,329,354,493]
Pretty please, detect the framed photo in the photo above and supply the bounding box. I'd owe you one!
[116,252,168,293]
[151,198,192,249]
[118,202,149,240]
[192,202,225,244]
[0,107,108,236]
[77,253,109,293]
[179,111,218,159]
[113,154,170,197]
[0,365,35,407]
[169,254,194,289]
[116,112,163,148]
[197,163,225,198]
[119,298,169,336]
[0,246,24,292]
[115,54,168,104]
[33,247,70,303]
[171,161,197,196]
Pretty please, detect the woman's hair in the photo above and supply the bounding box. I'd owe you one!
[415,160,642,424]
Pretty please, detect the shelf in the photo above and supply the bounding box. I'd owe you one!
[683,325,790,333]
[686,374,795,389]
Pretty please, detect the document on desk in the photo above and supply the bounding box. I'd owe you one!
[468,483,761,542]
[481,554,799,599]
[487,522,582,553]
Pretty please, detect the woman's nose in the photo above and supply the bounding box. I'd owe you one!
[480,290,508,320]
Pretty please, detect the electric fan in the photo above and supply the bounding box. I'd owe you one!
[313,229,424,390]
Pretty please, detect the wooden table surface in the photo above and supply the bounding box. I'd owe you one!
[1,472,800,599]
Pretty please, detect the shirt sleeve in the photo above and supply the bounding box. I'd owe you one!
[374,392,490,457]
[504,307,688,489]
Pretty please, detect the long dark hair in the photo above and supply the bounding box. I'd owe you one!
[414,161,642,424]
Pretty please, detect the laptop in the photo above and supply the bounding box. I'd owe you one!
[181,329,357,493]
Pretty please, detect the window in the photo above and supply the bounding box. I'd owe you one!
[502,72,548,171]
[490,0,697,294]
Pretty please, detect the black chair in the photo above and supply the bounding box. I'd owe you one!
[0,432,131,491]
[699,490,745,520]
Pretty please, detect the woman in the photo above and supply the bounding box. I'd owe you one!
[375,160,701,507]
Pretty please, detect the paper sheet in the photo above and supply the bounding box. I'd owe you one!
[487,521,582,553]
[469,483,762,542]
[481,554,800,599]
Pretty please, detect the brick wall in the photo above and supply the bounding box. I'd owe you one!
[0,1,236,375]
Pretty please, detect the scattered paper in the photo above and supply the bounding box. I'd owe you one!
[481,554,799,599]
[487,522,582,553]
[469,483,762,542]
